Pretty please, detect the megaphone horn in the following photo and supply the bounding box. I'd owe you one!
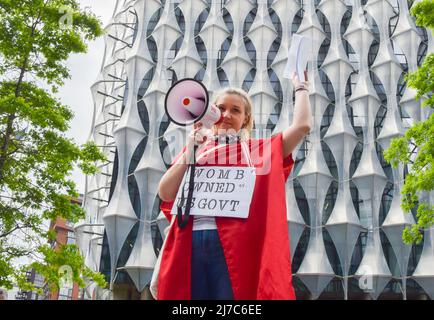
[181,96,206,117]
[164,78,223,128]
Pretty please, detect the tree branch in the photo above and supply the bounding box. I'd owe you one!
[0,224,24,239]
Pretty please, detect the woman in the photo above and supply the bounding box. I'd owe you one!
[156,72,312,300]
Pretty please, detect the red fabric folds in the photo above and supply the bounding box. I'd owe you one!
[158,133,295,300]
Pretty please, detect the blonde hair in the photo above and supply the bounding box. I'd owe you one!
[211,87,254,139]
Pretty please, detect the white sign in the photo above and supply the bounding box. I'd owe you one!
[171,166,256,219]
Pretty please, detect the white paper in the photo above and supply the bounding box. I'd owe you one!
[283,34,311,82]
[171,166,256,219]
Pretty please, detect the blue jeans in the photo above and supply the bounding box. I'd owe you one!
[191,230,234,300]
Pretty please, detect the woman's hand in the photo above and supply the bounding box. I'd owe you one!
[187,122,210,146]
[291,71,309,92]
[158,122,208,202]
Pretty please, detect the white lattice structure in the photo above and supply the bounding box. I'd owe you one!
[75,0,434,299]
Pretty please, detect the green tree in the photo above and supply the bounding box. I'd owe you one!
[384,0,434,244]
[0,0,107,293]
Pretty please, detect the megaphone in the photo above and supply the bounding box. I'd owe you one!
[164,78,223,128]
[164,78,224,229]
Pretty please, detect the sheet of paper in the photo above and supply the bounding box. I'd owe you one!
[283,34,311,82]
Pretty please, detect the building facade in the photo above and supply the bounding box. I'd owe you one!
[15,269,47,300]
[45,198,83,300]
[0,288,8,300]
[15,197,90,300]
[75,0,434,299]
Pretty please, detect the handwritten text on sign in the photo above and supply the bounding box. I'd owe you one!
[171,166,256,219]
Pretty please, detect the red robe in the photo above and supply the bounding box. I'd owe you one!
[157,133,296,300]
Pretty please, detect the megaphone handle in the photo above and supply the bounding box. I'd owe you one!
[177,144,198,228]
[193,127,210,145]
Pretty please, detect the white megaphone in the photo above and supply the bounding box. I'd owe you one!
[164,78,223,129]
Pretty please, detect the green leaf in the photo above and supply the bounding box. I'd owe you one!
[383,0,434,245]
[0,0,106,295]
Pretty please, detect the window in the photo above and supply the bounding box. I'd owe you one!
[66,220,75,228]
[58,287,73,300]
[67,231,76,245]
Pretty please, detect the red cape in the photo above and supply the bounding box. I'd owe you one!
[158,133,296,300]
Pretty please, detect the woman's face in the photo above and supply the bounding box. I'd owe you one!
[214,94,249,133]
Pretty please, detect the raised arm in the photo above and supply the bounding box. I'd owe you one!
[282,71,312,159]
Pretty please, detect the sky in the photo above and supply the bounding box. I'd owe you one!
[60,0,117,194]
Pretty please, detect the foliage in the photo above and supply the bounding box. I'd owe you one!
[0,0,106,293]
[384,0,434,244]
